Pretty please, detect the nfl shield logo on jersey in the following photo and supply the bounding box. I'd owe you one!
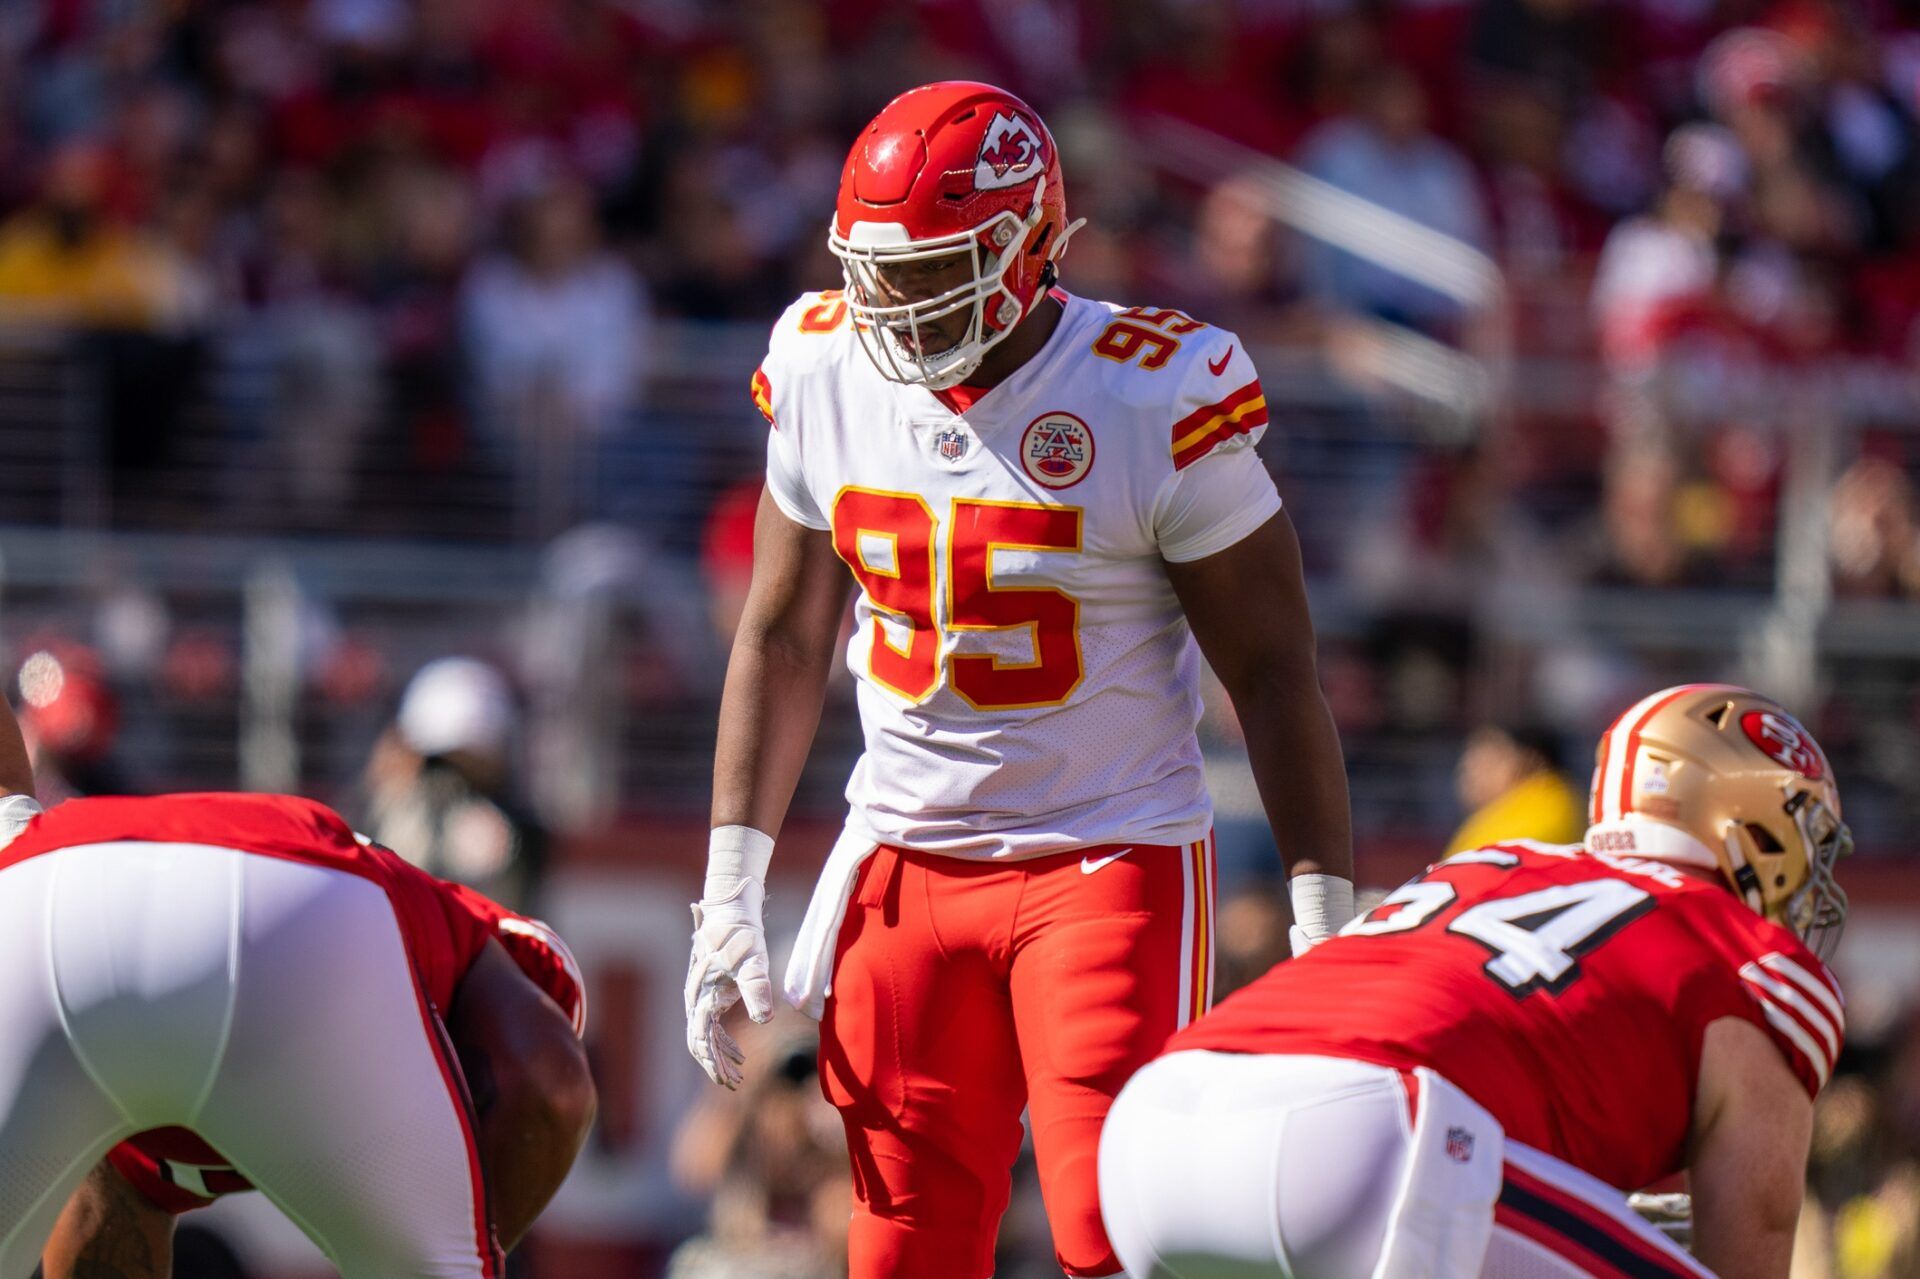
[1445,1126,1476,1164]
[1020,411,1095,489]
[935,426,970,462]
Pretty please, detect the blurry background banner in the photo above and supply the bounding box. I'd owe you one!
[4,0,1920,1275]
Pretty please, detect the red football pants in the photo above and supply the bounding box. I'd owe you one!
[820,834,1216,1279]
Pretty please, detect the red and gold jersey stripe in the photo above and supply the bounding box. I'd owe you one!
[750,366,775,427]
[1171,380,1268,470]
[1186,835,1216,1024]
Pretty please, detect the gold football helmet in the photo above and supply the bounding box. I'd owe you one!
[1586,683,1851,958]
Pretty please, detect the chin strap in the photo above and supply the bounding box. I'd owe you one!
[1049,215,1087,264]
[1721,826,1766,914]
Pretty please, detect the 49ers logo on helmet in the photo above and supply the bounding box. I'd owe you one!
[975,112,1044,191]
[1741,710,1827,780]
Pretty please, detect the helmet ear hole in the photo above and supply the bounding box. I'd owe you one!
[1744,822,1785,855]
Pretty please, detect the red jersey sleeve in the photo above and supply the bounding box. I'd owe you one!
[1681,892,1845,1096]
[1733,947,1844,1095]
[438,881,588,1038]
[360,843,495,1013]
[108,1128,253,1215]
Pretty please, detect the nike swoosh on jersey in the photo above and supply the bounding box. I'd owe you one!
[1207,346,1233,375]
[1081,848,1135,874]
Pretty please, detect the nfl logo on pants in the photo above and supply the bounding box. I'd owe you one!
[1445,1126,1476,1164]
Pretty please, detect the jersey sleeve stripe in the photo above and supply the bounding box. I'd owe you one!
[1751,993,1833,1088]
[1759,952,1846,1025]
[1170,381,1268,469]
[1740,963,1841,1058]
[751,366,776,427]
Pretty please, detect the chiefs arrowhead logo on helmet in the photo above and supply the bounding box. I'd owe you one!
[1741,709,1827,780]
[975,112,1044,190]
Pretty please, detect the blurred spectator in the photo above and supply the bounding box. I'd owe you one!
[1586,444,1695,588]
[701,478,762,645]
[359,656,547,910]
[1443,721,1585,857]
[0,141,190,330]
[15,645,133,802]
[221,169,381,525]
[668,1022,850,1279]
[1591,124,1740,372]
[1831,457,1920,601]
[461,174,649,446]
[1296,64,1488,335]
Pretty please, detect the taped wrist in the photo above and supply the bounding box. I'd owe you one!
[704,825,774,902]
[1289,872,1355,942]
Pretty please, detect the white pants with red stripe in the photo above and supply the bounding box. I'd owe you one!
[1097,1050,1714,1279]
[0,842,500,1279]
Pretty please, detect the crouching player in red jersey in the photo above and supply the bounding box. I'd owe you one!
[1099,684,1851,1278]
[0,790,595,1279]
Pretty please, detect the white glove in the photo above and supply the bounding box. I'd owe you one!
[1288,872,1354,958]
[0,794,41,850]
[685,826,775,1089]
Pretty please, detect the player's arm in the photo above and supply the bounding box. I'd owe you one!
[447,938,598,1252]
[689,489,850,1087]
[40,1160,174,1279]
[711,487,852,839]
[1686,1015,1815,1278]
[0,698,32,799]
[1164,509,1355,946]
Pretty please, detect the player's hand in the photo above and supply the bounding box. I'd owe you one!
[685,879,774,1089]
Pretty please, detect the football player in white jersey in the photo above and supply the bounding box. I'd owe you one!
[684,81,1355,1279]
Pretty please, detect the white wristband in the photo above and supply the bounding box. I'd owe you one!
[704,825,774,900]
[1289,872,1355,942]
[0,794,42,849]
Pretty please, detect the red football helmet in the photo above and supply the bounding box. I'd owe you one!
[829,81,1084,389]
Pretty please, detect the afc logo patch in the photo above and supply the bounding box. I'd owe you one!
[1020,411,1095,489]
[1740,710,1826,780]
[975,112,1045,191]
[1445,1126,1476,1164]
[934,426,970,463]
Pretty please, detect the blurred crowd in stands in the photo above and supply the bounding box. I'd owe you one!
[0,0,1917,820]
[1,0,1916,546]
[1,0,1919,847]
[6,7,1920,1275]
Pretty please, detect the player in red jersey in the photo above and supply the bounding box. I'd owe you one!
[687,81,1354,1279]
[1099,684,1850,1278]
[0,789,595,1279]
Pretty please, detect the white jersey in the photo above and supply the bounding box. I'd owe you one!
[756,288,1281,858]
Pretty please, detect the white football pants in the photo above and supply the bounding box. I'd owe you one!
[0,842,502,1279]
[1098,1050,1712,1278]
